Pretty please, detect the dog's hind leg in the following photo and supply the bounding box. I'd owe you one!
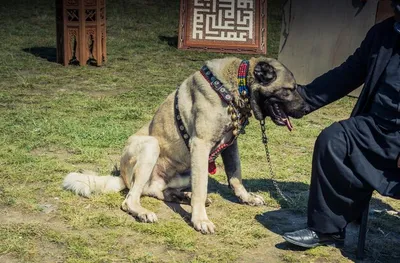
[143,173,212,206]
[120,136,160,223]
[221,140,265,206]
[165,173,211,205]
[172,191,212,206]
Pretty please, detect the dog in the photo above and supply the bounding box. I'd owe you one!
[63,57,309,234]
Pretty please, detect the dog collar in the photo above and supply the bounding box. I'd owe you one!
[174,88,190,148]
[200,65,234,102]
[236,60,251,128]
[200,60,250,104]
[237,60,250,97]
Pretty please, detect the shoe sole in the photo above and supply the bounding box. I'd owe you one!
[282,236,344,249]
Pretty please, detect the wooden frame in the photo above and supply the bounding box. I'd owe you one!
[56,0,106,66]
[178,0,267,54]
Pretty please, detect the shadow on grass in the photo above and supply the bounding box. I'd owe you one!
[164,201,191,223]
[158,35,178,48]
[117,167,400,262]
[208,177,309,208]
[158,176,309,229]
[22,47,57,63]
[117,171,400,262]
[255,196,400,263]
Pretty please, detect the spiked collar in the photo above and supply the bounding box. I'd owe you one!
[200,60,250,107]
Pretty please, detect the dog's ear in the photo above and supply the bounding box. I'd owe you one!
[254,62,276,85]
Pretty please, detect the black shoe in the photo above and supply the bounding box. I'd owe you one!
[282,228,345,248]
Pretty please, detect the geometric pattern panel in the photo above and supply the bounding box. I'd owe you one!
[179,0,267,54]
[192,0,254,42]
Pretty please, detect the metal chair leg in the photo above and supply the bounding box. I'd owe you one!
[356,203,370,260]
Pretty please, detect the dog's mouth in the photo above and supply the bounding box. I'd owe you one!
[264,101,293,131]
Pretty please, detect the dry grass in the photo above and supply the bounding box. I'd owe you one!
[0,0,399,262]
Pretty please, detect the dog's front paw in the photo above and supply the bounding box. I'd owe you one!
[241,193,265,206]
[192,218,216,234]
[137,211,158,223]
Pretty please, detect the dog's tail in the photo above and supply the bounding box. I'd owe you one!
[63,171,126,197]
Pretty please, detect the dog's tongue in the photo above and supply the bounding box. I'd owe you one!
[283,116,293,131]
[266,102,293,131]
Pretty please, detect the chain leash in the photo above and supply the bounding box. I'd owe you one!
[260,120,294,206]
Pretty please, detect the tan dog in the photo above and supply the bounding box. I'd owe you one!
[63,57,308,234]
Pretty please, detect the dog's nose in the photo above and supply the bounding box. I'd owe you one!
[303,103,311,115]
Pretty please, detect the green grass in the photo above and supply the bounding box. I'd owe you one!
[0,0,399,262]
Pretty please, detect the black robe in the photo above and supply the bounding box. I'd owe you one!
[296,17,400,233]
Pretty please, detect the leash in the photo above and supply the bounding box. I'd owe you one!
[259,119,294,206]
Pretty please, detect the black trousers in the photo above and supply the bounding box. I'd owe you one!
[307,115,400,234]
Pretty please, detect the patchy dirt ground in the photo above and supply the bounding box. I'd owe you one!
[1,191,399,263]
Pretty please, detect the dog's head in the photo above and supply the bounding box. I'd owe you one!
[248,57,309,129]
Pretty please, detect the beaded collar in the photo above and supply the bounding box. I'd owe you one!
[238,60,250,99]
[174,60,251,174]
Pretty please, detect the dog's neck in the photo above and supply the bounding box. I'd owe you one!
[204,58,253,101]
[205,58,245,91]
[201,59,252,132]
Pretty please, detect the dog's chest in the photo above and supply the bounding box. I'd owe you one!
[220,125,234,145]
[211,122,235,150]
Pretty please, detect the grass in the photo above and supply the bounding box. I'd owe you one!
[0,0,399,262]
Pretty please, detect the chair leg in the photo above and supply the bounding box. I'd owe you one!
[356,202,370,260]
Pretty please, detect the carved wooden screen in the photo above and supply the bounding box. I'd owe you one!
[178,0,267,54]
[56,0,106,66]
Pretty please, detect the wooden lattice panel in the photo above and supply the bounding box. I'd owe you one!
[178,0,267,54]
[56,0,106,66]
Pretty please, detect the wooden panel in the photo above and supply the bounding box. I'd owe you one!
[178,0,267,54]
[56,0,106,66]
[278,0,379,97]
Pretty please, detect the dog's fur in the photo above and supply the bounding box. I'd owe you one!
[63,57,308,234]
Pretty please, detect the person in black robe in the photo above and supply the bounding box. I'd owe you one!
[282,0,400,248]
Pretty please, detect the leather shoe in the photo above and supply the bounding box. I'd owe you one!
[282,228,345,248]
